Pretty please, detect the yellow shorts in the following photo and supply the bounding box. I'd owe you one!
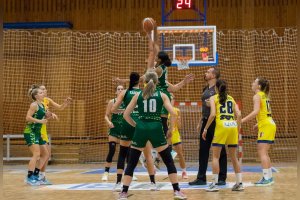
[171,129,182,145]
[257,118,276,144]
[212,121,238,147]
[40,124,49,143]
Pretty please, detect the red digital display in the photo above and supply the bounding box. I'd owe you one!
[173,0,194,9]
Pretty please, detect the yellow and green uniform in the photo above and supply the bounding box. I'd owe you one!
[169,107,182,145]
[256,91,276,143]
[212,94,238,147]
[157,64,171,115]
[131,90,167,148]
[108,98,125,139]
[24,103,47,146]
[41,98,49,143]
[120,88,142,141]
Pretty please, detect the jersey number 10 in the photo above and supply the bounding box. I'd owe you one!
[143,99,157,113]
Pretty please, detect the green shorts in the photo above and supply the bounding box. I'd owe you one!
[24,132,46,146]
[158,88,171,115]
[131,120,167,148]
[108,122,122,139]
[120,116,139,141]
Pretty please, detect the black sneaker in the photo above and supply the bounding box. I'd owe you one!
[216,180,226,186]
[188,178,207,185]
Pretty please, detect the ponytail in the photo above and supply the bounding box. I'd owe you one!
[143,79,156,99]
[257,77,270,95]
[216,79,228,105]
[143,71,158,99]
[28,87,40,101]
[128,72,140,90]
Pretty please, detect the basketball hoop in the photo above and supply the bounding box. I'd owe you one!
[176,56,191,70]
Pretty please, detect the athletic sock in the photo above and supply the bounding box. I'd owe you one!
[105,167,110,173]
[149,175,155,184]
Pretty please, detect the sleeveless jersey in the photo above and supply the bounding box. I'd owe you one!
[137,90,163,121]
[111,98,125,123]
[157,64,168,90]
[124,88,142,117]
[214,94,237,126]
[256,91,273,126]
[24,103,46,133]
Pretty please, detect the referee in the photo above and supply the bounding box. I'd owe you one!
[189,67,227,185]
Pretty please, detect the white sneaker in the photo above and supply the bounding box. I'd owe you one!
[171,150,177,160]
[174,190,187,200]
[102,172,109,181]
[149,182,159,191]
[206,183,219,192]
[139,153,147,169]
[132,175,138,181]
[113,182,122,192]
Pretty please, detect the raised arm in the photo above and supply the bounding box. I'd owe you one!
[47,97,72,110]
[167,74,195,93]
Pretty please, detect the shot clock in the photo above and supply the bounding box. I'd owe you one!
[172,0,194,9]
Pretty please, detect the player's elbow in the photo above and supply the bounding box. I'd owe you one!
[210,112,216,118]
[26,115,32,122]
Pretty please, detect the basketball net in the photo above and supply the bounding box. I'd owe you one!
[176,56,191,70]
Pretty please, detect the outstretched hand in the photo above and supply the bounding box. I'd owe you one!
[112,77,124,85]
[184,74,195,84]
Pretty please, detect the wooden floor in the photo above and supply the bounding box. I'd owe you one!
[3,163,297,200]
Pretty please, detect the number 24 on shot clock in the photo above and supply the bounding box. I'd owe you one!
[173,0,194,10]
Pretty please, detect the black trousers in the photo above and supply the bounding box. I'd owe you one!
[197,118,227,181]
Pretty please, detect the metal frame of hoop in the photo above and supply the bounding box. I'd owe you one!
[175,56,192,70]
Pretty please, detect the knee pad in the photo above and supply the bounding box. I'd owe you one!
[161,117,168,136]
[124,148,142,177]
[159,148,177,174]
[117,145,129,170]
[106,142,117,163]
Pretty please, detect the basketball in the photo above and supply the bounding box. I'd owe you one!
[142,17,156,33]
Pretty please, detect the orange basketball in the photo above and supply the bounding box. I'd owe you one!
[142,18,156,33]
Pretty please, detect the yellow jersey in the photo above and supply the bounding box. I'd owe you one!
[256,91,272,125]
[213,94,238,146]
[41,97,50,142]
[215,94,236,124]
[42,97,50,110]
[168,107,181,145]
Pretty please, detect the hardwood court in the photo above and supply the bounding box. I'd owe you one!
[3,163,297,200]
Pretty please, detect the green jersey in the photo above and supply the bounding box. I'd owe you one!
[111,98,125,124]
[157,64,168,89]
[24,103,46,134]
[137,90,163,121]
[123,88,141,117]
